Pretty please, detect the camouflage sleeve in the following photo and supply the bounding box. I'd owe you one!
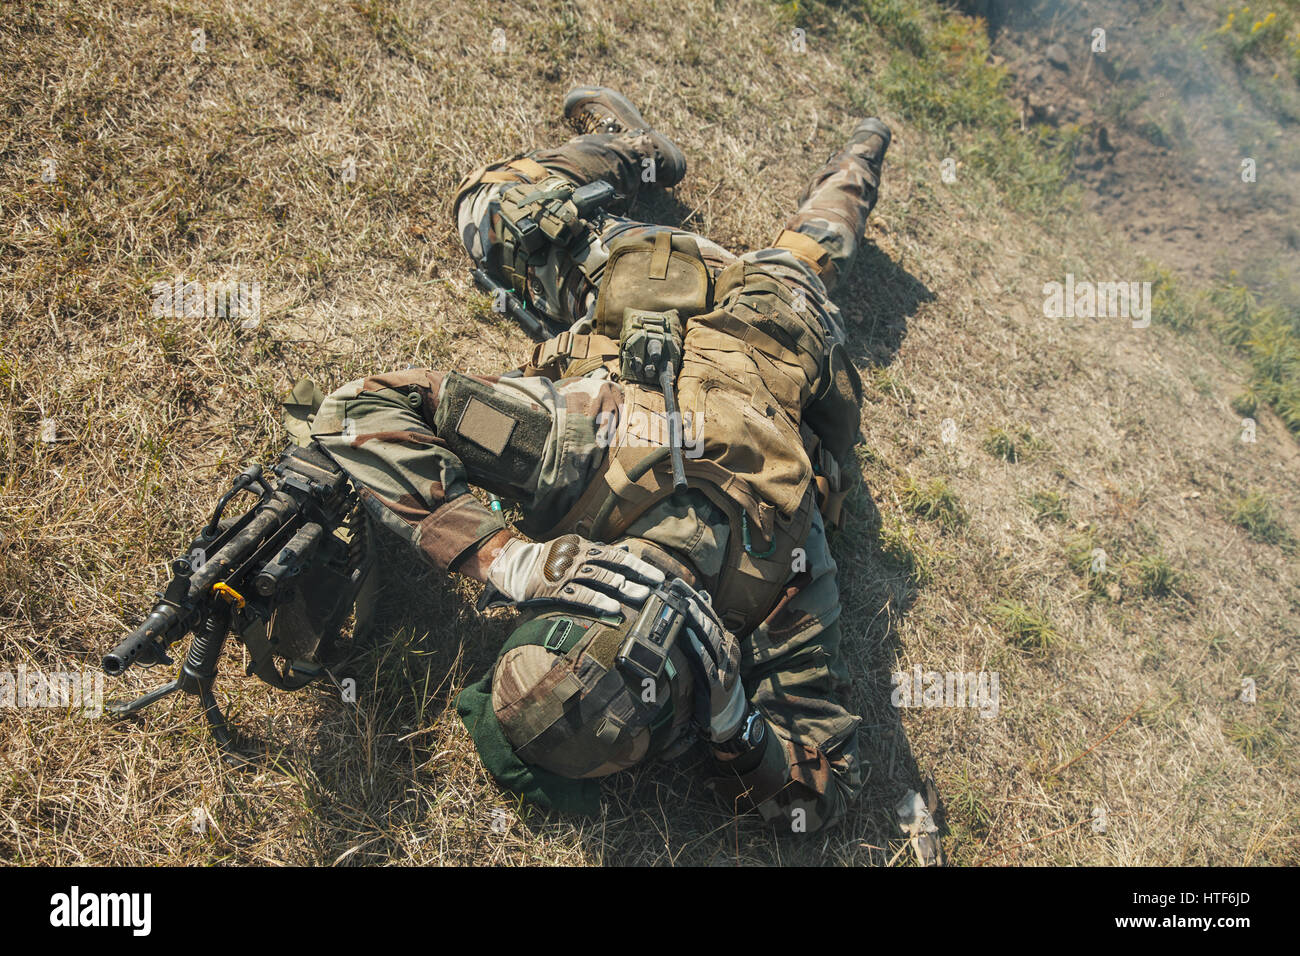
[711,508,862,833]
[310,368,509,571]
[311,367,626,572]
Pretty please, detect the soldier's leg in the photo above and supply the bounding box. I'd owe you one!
[726,507,862,832]
[310,369,624,572]
[773,118,892,294]
[451,88,688,324]
[706,121,890,487]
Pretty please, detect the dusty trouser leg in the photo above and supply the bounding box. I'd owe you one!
[529,130,684,204]
[715,508,862,831]
[775,118,891,294]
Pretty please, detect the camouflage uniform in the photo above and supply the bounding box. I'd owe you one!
[312,114,887,832]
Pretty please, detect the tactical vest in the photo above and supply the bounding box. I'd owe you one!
[521,230,838,637]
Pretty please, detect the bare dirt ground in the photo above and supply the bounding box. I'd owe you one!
[2,0,1296,865]
[972,0,1300,287]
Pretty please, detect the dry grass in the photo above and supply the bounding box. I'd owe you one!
[2,0,1297,866]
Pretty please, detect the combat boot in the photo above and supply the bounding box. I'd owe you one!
[562,86,687,189]
[846,117,892,171]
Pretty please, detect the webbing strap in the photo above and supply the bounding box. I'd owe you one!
[688,323,816,383]
[509,156,550,180]
[569,333,620,361]
[773,228,831,273]
[478,156,551,184]
[527,332,620,378]
[649,231,672,280]
[541,617,586,654]
[530,332,572,372]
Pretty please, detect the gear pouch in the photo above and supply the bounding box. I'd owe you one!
[593,230,712,339]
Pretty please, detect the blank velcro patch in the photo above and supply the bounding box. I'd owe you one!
[436,371,551,488]
[456,397,516,456]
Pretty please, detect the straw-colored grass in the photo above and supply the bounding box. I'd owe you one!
[2,0,1297,866]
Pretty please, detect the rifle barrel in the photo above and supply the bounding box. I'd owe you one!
[103,491,299,676]
[472,268,545,337]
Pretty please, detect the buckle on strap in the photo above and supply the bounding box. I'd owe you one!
[543,618,574,651]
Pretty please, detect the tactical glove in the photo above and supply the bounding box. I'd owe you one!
[679,587,747,742]
[486,533,666,616]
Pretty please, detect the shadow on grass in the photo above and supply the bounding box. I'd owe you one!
[837,242,936,368]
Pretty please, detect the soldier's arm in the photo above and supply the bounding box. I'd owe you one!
[310,368,523,577]
[455,528,513,582]
[309,367,638,603]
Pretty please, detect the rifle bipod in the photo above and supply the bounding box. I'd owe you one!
[106,601,262,769]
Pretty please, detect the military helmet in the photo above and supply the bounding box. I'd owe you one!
[490,601,696,779]
[456,537,701,814]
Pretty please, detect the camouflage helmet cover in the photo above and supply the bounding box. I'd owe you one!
[491,603,696,779]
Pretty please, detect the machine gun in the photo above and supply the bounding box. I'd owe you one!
[103,441,372,763]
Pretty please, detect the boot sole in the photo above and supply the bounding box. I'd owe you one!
[851,118,893,164]
[563,85,650,131]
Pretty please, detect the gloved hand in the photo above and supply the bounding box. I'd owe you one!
[486,533,666,616]
[678,586,747,742]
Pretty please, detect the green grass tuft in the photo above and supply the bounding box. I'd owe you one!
[878,516,936,586]
[900,475,965,529]
[1133,553,1182,598]
[862,0,1080,211]
[982,425,1044,463]
[1230,389,1259,418]
[990,599,1058,653]
[1026,489,1069,524]
[1229,491,1292,546]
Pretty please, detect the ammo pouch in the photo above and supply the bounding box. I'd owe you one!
[801,423,852,532]
[619,308,683,385]
[804,342,863,466]
[800,342,863,533]
[803,339,864,516]
[496,176,613,299]
[593,231,712,340]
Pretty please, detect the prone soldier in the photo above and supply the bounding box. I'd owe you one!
[309,87,891,831]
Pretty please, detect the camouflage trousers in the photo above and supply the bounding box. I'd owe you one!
[453,126,884,325]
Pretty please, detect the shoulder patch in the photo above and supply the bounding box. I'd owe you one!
[457,396,516,456]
